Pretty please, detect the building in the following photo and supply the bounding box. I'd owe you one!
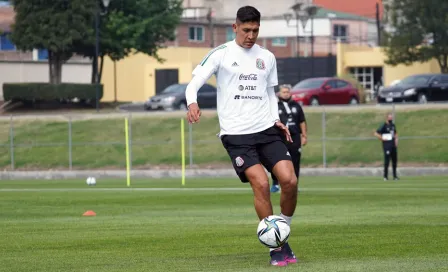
[256,8,378,58]
[337,43,440,99]
[1,0,379,60]
[180,0,379,58]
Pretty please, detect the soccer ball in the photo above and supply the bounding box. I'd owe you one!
[86,177,96,186]
[257,215,290,248]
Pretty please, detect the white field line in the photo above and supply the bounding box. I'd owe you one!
[0,187,447,192]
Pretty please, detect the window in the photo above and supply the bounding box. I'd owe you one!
[0,33,15,51]
[199,84,216,93]
[189,26,204,42]
[293,78,326,89]
[333,24,348,43]
[336,80,349,88]
[272,37,287,47]
[0,0,12,7]
[441,75,448,83]
[327,80,338,88]
[38,49,49,60]
[400,75,432,85]
[226,27,235,42]
[162,84,184,94]
[349,67,374,91]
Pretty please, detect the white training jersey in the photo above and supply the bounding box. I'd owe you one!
[192,40,279,137]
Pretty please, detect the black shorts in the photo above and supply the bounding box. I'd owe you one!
[221,126,292,183]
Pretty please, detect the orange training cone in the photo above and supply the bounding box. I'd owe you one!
[83,210,96,216]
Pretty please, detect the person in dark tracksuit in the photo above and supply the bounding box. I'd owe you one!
[270,84,307,193]
[374,113,399,181]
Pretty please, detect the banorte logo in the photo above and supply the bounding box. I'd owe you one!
[239,74,258,80]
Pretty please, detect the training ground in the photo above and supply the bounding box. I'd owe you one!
[1,176,447,272]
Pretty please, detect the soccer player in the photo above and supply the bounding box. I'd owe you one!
[374,113,399,181]
[270,84,307,193]
[185,6,299,267]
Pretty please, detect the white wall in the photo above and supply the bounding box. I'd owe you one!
[259,18,331,38]
[0,61,92,100]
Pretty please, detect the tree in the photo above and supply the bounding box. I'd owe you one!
[10,0,96,83]
[382,0,448,73]
[73,0,183,83]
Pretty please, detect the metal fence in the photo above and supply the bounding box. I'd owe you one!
[0,103,447,171]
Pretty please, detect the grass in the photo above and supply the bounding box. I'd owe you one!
[0,108,447,170]
[0,176,447,271]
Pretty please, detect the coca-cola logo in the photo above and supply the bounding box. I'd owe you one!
[239,74,258,80]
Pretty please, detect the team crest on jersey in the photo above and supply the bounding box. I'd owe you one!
[292,107,297,113]
[256,58,266,70]
[235,156,244,167]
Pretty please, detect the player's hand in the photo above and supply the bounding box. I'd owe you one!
[275,121,293,143]
[301,134,307,146]
[187,103,201,124]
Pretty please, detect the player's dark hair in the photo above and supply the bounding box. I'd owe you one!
[236,6,261,24]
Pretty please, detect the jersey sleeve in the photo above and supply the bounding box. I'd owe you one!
[297,104,306,123]
[376,124,385,134]
[267,54,278,87]
[192,46,225,80]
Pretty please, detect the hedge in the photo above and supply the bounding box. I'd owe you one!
[2,83,103,102]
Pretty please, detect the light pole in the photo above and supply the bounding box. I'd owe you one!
[284,3,302,81]
[304,5,320,77]
[95,0,111,112]
[283,3,302,58]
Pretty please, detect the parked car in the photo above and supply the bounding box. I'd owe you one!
[290,77,360,106]
[377,74,448,104]
[144,83,217,111]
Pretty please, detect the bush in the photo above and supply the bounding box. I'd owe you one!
[337,73,367,104]
[2,83,103,103]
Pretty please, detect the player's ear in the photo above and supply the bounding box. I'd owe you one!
[232,23,237,32]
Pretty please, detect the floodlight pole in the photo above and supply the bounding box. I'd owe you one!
[94,0,111,113]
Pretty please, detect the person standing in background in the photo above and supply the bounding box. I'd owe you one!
[374,113,399,181]
[271,84,307,193]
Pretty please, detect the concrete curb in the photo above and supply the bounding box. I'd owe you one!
[0,167,447,180]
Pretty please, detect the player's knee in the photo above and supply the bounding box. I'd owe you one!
[248,175,270,196]
[281,173,297,192]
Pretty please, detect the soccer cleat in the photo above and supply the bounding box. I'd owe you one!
[384,177,388,181]
[393,176,400,181]
[270,248,288,266]
[282,242,298,264]
[270,184,280,193]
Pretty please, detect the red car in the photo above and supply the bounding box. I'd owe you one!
[290,77,360,106]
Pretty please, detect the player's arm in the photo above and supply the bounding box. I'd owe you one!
[267,55,292,143]
[267,87,280,123]
[297,105,307,145]
[374,125,384,141]
[266,55,280,123]
[394,128,398,146]
[186,48,223,124]
[185,75,207,123]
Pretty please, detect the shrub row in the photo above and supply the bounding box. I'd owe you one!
[3,83,103,102]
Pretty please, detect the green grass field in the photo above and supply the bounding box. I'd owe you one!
[1,176,447,271]
[0,108,447,170]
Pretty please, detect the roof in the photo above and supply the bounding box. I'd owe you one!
[314,7,372,21]
[265,6,374,22]
[0,6,14,32]
[313,0,382,19]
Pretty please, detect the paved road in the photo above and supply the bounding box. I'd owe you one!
[2,102,448,121]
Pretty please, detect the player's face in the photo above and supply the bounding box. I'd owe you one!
[279,88,291,100]
[387,114,393,122]
[233,21,260,48]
